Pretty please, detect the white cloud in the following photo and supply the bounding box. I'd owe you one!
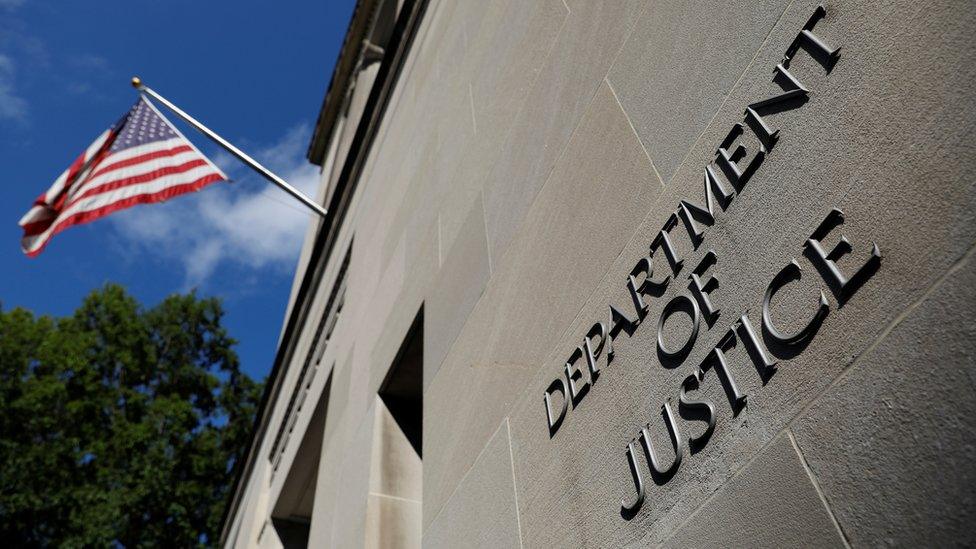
[110,124,321,288]
[0,54,27,120]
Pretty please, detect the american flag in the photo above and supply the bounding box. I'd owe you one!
[19,96,226,256]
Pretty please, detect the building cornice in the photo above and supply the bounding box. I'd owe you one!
[305,0,381,166]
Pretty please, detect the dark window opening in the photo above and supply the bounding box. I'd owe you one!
[271,373,332,548]
[271,518,310,549]
[378,307,423,457]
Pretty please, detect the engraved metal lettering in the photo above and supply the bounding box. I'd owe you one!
[620,438,646,515]
[583,322,608,377]
[689,250,720,324]
[804,208,882,304]
[652,214,684,275]
[638,400,685,481]
[628,255,668,314]
[700,330,748,415]
[716,123,765,188]
[743,107,780,149]
[679,370,716,452]
[735,312,777,383]
[676,164,734,246]
[544,377,569,437]
[745,63,811,145]
[564,346,589,407]
[762,259,829,346]
[751,63,810,111]
[656,294,701,363]
[784,5,841,70]
[607,298,642,360]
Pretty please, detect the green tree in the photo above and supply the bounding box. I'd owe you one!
[0,284,262,547]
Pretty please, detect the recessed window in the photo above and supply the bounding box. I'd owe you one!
[270,373,332,548]
[366,307,423,548]
[378,308,423,457]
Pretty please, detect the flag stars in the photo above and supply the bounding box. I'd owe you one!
[108,99,180,152]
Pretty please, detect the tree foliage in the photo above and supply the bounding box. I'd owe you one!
[0,284,262,547]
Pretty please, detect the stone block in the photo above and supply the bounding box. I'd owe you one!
[438,1,568,253]
[464,0,567,149]
[424,194,492,388]
[367,217,437,397]
[364,494,422,549]
[423,420,522,549]
[661,433,843,548]
[369,398,423,501]
[608,0,791,184]
[320,403,376,548]
[424,81,661,528]
[791,250,976,546]
[481,0,647,266]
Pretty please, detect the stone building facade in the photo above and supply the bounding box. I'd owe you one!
[220,0,976,547]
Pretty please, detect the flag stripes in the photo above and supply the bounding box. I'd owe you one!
[69,151,205,202]
[88,143,193,180]
[22,172,224,255]
[19,97,226,256]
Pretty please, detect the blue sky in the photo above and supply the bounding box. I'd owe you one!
[0,0,355,380]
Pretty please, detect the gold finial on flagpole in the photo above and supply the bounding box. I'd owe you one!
[131,76,142,89]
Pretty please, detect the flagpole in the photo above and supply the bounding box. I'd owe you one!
[130,77,328,219]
